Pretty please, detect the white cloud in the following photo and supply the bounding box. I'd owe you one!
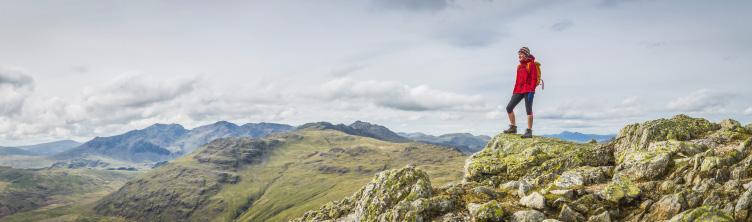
[319,77,488,111]
[439,113,463,121]
[82,74,196,110]
[537,96,646,120]
[744,107,752,115]
[0,67,34,116]
[666,89,734,114]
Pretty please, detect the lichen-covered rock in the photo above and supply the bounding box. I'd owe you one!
[720,119,744,132]
[549,189,575,200]
[512,210,546,222]
[735,188,752,221]
[468,200,504,222]
[615,150,671,181]
[614,114,719,163]
[464,134,613,186]
[518,180,534,197]
[647,192,687,220]
[559,204,585,222]
[294,165,433,222]
[668,206,734,222]
[600,177,640,204]
[520,192,546,210]
[553,166,610,189]
[470,186,498,201]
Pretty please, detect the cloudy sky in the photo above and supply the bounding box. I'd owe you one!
[1,0,751,145]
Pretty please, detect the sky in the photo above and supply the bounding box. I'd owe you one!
[1,0,751,146]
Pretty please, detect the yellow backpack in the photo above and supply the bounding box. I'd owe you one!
[526,62,543,90]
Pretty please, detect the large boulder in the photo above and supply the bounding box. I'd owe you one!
[614,114,719,162]
[294,165,433,221]
[614,150,671,181]
[647,192,687,220]
[735,188,752,221]
[559,204,585,222]
[464,134,613,186]
[512,210,546,222]
[520,192,546,210]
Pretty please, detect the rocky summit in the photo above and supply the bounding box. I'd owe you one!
[295,115,752,222]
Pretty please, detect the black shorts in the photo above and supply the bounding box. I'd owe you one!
[506,92,534,115]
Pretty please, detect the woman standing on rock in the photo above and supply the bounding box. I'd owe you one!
[503,47,541,138]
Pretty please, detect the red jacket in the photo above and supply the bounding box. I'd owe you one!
[513,56,538,94]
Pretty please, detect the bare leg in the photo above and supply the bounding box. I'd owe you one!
[527,115,533,129]
[508,112,516,126]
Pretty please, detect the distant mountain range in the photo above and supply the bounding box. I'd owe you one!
[542,131,615,143]
[54,122,294,163]
[2,120,491,168]
[0,140,81,156]
[398,132,491,154]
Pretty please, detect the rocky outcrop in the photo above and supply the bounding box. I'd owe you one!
[292,165,434,221]
[294,115,752,221]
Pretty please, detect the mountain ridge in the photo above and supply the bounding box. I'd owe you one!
[399,132,491,154]
[297,120,411,143]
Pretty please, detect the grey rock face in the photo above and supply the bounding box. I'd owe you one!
[520,192,546,210]
[512,210,546,222]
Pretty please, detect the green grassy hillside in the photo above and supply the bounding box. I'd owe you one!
[0,167,134,221]
[94,129,467,221]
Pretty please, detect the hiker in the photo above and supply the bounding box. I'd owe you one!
[503,47,541,138]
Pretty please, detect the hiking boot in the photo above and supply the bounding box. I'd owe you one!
[521,129,533,138]
[503,125,517,134]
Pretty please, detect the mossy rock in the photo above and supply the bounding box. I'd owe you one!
[467,200,504,222]
[570,193,609,216]
[668,206,734,222]
[355,166,433,221]
[464,186,498,204]
[464,134,612,186]
[614,115,720,160]
[719,119,744,132]
[707,119,751,142]
[615,150,671,181]
[295,165,434,222]
[553,166,611,189]
[644,140,707,158]
[601,177,640,204]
